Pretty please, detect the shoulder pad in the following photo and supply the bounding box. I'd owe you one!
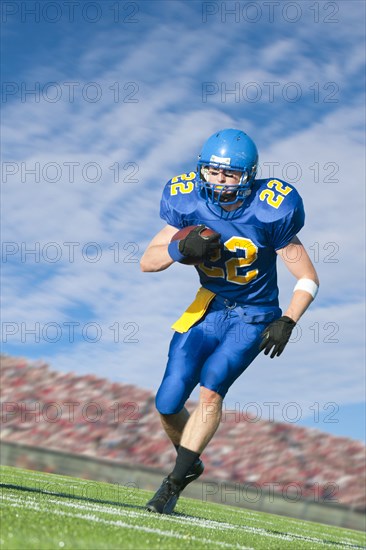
[165,171,197,196]
[162,171,199,207]
[160,172,200,226]
[252,178,303,223]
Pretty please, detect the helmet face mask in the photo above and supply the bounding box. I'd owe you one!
[199,165,251,205]
[196,129,258,206]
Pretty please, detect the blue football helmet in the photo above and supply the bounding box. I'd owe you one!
[197,129,258,205]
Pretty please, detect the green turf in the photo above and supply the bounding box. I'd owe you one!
[0,466,365,549]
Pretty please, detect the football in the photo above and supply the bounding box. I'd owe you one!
[170,225,218,265]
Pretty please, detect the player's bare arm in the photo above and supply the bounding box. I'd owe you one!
[140,224,177,272]
[259,236,319,359]
[277,236,319,323]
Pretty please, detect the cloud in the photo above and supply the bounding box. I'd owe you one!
[2,0,365,439]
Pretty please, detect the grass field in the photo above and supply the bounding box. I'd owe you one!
[0,465,365,550]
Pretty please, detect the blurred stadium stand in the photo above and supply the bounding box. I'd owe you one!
[1,355,365,529]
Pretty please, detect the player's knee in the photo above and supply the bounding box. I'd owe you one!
[155,373,196,415]
[156,402,182,415]
[155,391,183,415]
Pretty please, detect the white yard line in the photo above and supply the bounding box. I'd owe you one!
[2,499,253,550]
[1,492,363,549]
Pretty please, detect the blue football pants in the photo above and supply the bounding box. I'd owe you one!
[156,301,281,414]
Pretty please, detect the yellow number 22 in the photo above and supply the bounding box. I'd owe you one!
[259,179,292,209]
[170,172,196,195]
[199,236,258,286]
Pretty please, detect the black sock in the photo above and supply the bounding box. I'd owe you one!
[174,443,200,465]
[169,446,200,483]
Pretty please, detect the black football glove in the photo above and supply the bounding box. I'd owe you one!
[179,225,221,261]
[259,316,296,358]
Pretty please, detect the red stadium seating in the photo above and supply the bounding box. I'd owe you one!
[1,355,365,510]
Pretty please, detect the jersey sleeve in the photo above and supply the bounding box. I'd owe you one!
[159,181,184,228]
[270,197,305,250]
[253,179,305,250]
[159,173,199,228]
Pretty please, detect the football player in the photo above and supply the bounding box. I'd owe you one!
[140,129,319,514]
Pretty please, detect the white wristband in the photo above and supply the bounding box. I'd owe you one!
[293,278,319,299]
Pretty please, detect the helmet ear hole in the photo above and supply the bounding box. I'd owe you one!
[240,173,249,185]
[200,166,210,182]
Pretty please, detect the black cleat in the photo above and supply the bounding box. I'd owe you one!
[146,460,204,514]
[181,459,204,490]
[146,476,183,514]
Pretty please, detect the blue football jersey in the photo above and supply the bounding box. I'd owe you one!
[160,172,305,307]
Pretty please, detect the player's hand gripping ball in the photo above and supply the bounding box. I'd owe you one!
[259,316,296,358]
[171,225,221,265]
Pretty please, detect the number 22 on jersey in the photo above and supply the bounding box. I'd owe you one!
[170,172,195,195]
[259,179,292,209]
[199,236,258,285]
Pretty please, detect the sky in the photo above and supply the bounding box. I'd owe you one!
[1,0,365,442]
